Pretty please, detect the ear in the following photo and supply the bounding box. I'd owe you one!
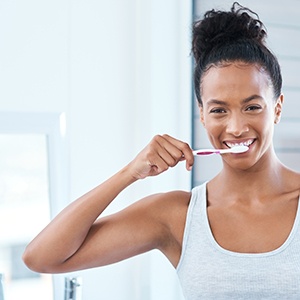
[199,105,205,127]
[274,94,284,124]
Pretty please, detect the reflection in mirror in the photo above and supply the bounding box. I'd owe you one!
[0,134,53,300]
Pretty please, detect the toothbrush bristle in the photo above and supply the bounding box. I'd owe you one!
[231,145,249,153]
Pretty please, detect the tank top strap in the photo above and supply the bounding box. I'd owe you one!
[176,181,207,271]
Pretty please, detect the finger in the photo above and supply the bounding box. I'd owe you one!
[150,136,180,168]
[160,134,194,170]
[152,135,185,168]
[147,135,194,174]
[145,150,171,176]
[156,146,181,168]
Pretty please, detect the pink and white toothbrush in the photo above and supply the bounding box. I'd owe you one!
[193,145,249,156]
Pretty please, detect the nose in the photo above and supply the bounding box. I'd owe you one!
[226,113,249,136]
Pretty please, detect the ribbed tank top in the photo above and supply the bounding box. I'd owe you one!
[176,182,300,299]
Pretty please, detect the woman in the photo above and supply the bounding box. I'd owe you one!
[23,2,300,298]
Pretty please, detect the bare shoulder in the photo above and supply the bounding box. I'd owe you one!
[282,165,300,192]
[135,190,191,222]
[150,190,191,210]
[126,190,191,227]
[108,189,191,243]
[294,172,300,194]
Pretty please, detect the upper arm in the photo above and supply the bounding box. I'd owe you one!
[53,192,184,273]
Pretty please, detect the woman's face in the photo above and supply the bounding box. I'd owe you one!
[199,62,283,170]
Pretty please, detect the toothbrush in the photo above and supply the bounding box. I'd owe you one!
[193,145,249,156]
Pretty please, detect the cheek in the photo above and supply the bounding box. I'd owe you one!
[255,110,275,133]
[204,121,223,145]
[261,117,275,141]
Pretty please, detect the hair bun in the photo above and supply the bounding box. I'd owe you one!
[192,2,267,64]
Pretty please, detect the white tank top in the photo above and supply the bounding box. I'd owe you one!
[176,182,300,299]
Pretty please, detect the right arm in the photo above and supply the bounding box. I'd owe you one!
[22,134,194,273]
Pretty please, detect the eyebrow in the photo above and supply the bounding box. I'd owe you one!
[206,94,264,106]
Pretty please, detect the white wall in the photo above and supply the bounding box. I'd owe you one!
[0,0,192,299]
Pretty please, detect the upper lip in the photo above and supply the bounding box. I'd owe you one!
[223,139,255,148]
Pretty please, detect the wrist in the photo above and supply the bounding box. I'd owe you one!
[119,163,140,184]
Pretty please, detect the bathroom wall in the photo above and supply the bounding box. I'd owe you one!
[0,0,192,299]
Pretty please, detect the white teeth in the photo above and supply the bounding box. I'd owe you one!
[226,140,253,148]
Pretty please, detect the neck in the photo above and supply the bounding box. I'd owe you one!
[212,150,285,200]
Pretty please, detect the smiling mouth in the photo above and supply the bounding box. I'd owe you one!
[224,139,255,149]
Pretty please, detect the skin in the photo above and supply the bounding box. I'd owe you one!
[200,63,300,253]
[23,62,300,274]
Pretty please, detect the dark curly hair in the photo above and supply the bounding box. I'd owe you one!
[192,2,282,105]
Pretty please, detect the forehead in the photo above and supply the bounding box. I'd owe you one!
[201,63,272,102]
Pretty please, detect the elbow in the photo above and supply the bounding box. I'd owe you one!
[22,246,42,273]
[22,245,53,274]
[23,244,68,274]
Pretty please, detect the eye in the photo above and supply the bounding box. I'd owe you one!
[245,105,262,112]
[209,107,226,114]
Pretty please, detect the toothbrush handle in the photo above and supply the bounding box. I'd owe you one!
[193,149,220,155]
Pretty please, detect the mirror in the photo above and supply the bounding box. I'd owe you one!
[0,134,53,300]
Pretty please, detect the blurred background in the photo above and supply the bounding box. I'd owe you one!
[0,0,299,299]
